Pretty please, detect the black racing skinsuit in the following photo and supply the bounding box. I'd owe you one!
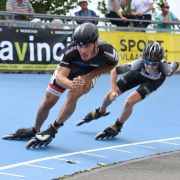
[53,41,119,90]
[116,61,166,99]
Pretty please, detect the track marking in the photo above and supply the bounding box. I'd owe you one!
[161,142,180,145]
[82,152,106,158]
[0,172,25,178]
[110,148,132,153]
[25,164,54,170]
[0,136,180,171]
[134,144,156,149]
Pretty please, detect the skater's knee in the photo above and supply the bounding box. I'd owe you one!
[124,92,141,108]
[42,94,58,110]
[124,98,136,109]
[67,89,82,101]
[41,99,55,110]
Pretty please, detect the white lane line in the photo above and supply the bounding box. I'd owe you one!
[161,142,180,145]
[53,157,81,163]
[134,144,156,149]
[0,172,25,178]
[82,152,106,158]
[0,136,180,171]
[110,148,132,154]
[25,164,54,170]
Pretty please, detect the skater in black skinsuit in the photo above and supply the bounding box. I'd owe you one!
[2,23,118,149]
[77,42,179,140]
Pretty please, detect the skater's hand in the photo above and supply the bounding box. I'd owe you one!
[72,76,85,89]
[81,75,93,94]
[110,90,118,101]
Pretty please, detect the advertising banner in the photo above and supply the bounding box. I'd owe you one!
[1,28,180,72]
[99,31,180,66]
[0,27,73,72]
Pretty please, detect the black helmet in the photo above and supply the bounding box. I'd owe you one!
[73,23,99,45]
[142,42,164,62]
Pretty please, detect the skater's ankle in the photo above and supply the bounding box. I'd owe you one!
[98,108,106,114]
[115,119,124,129]
[52,121,64,130]
[33,127,39,134]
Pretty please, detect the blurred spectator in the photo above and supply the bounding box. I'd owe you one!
[31,18,45,29]
[131,0,154,29]
[6,0,34,21]
[121,0,132,18]
[106,0,129,27]
[156,2,179,30]
[50,19,64,29]
[0,15,5,20]
[74,0,98,25]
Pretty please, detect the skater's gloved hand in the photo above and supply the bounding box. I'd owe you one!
[95,120,123,140]
[2,127,37,140]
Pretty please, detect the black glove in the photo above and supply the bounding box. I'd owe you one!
[95,120,123,140]
[2,127,36,140]
[76,107,110,126]
[26,124,58,149]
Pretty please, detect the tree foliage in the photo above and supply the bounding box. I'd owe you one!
[97,0,107,16]
[0,0,6,11]
[155,0,169,10]
[0,0,79,15]
[30,0,78,15]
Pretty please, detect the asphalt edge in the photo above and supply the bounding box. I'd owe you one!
[53,150,180,180]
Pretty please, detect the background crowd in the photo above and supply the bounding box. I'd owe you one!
[0,0,179,31]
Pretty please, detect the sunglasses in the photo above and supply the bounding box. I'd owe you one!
[144,59,159,66]
[163,6,169,9]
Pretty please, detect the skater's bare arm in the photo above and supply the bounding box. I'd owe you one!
[55,66,73,89]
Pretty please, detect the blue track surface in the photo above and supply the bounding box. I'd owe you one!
[0,74,180,180]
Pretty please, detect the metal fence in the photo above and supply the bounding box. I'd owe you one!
[0,11,180,33]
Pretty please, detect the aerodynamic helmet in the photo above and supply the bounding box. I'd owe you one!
[142,42,164,62]
[73,23,99,45]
